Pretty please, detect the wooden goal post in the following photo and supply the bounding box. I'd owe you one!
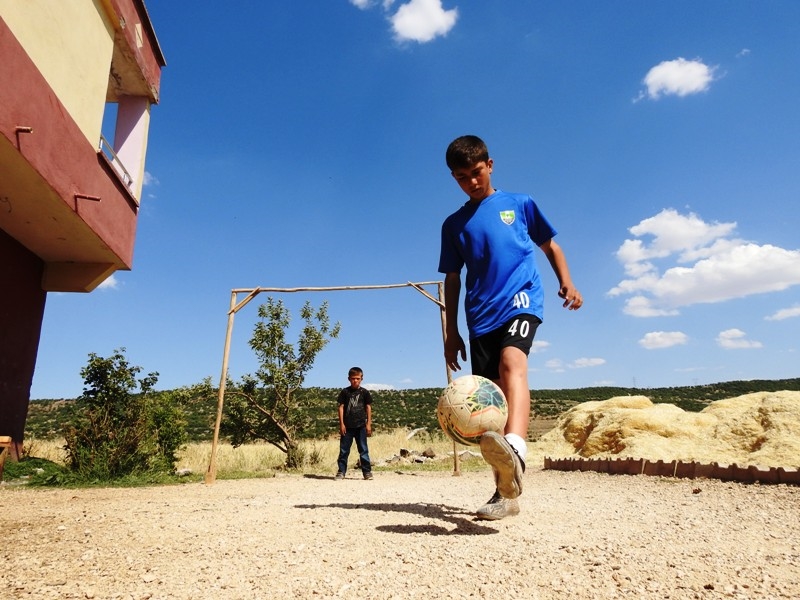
[204,281,461,484]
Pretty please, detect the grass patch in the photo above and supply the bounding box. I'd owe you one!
[4,428,488,487]
[3,456,65,483]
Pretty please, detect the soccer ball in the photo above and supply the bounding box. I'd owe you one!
[437,375,508,446]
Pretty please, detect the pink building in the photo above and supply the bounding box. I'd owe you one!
[0,1,165,458]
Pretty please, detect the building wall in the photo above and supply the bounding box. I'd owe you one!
[0,19,137,284]
[0,0,115,146]
[0,0,164,457]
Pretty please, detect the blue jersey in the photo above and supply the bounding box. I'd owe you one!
[438,190,557,338]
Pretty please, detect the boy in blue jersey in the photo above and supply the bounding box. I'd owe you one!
[438,135,583,520]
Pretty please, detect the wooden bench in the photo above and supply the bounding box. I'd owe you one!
[0,436,13,482]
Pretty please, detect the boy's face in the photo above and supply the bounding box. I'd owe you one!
[451,159,494,202]
[348,374,363,388]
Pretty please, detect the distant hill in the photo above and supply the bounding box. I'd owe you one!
[26,378,800,442]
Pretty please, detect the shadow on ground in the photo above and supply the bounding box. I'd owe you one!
[295,501,499,536]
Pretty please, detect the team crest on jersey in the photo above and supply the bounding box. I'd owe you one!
[499,210,516,225]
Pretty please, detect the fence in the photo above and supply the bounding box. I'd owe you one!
[544,456,800,485]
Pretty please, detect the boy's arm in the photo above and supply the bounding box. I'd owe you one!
[365,403,372,437]
[443,272,467,371]
[338,403,346,435]
[539,239,583,310]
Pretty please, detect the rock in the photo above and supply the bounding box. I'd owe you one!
[533,390,800,467]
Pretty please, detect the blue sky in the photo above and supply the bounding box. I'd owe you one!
[31,1,800,398]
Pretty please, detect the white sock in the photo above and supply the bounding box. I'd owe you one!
[504,433,527,463]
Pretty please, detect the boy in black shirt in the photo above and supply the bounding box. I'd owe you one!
[335,367,374,480]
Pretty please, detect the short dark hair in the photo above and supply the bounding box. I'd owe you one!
[348,367,363,377]
[446,135,489,171]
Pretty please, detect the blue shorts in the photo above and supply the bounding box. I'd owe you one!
[470,314,541,381]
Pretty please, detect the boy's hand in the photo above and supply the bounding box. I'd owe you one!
[558,285,583,310]
[444,334,467,372]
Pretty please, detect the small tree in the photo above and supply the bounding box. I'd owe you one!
[222,298,340,468]
[63,348,190,480]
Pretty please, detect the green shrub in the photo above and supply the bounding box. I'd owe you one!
[62,349,193,481]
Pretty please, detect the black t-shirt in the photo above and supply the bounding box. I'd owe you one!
[337,386,373,428]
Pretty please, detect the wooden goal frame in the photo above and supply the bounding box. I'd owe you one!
[204,281,459,484]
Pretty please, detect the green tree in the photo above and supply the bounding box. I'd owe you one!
[222,298,340,468]
[62,349,192,480]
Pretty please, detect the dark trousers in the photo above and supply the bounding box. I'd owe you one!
[337,426,371,475]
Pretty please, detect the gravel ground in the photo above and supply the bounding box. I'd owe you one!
[2,468,799,600]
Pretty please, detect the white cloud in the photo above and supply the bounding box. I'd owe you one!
[569,357,606,369]
[635,57,716,102]
[97,274,119,290]
[608,209,800,317]
[736,48,751,58]
[716,328,762,349]
[765,305,800,321]
[618,295,679,318]
[390,0,458,43]
[143,171,158,187]
[675,366,708,373]
[638,331,688,349]
[542,357,604,371]
[351,0,457,43]
[363,382,396,390]
[617,209,736,267]
[530,340,550,354]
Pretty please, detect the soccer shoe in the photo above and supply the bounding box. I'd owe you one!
[479,431,524,499]
[476,490,520,520]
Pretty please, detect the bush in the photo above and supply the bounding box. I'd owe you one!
[62,349,191,481]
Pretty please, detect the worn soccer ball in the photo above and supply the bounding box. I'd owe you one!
[437,375,508,446]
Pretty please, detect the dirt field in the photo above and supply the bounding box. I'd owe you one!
[2,467,799,599]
